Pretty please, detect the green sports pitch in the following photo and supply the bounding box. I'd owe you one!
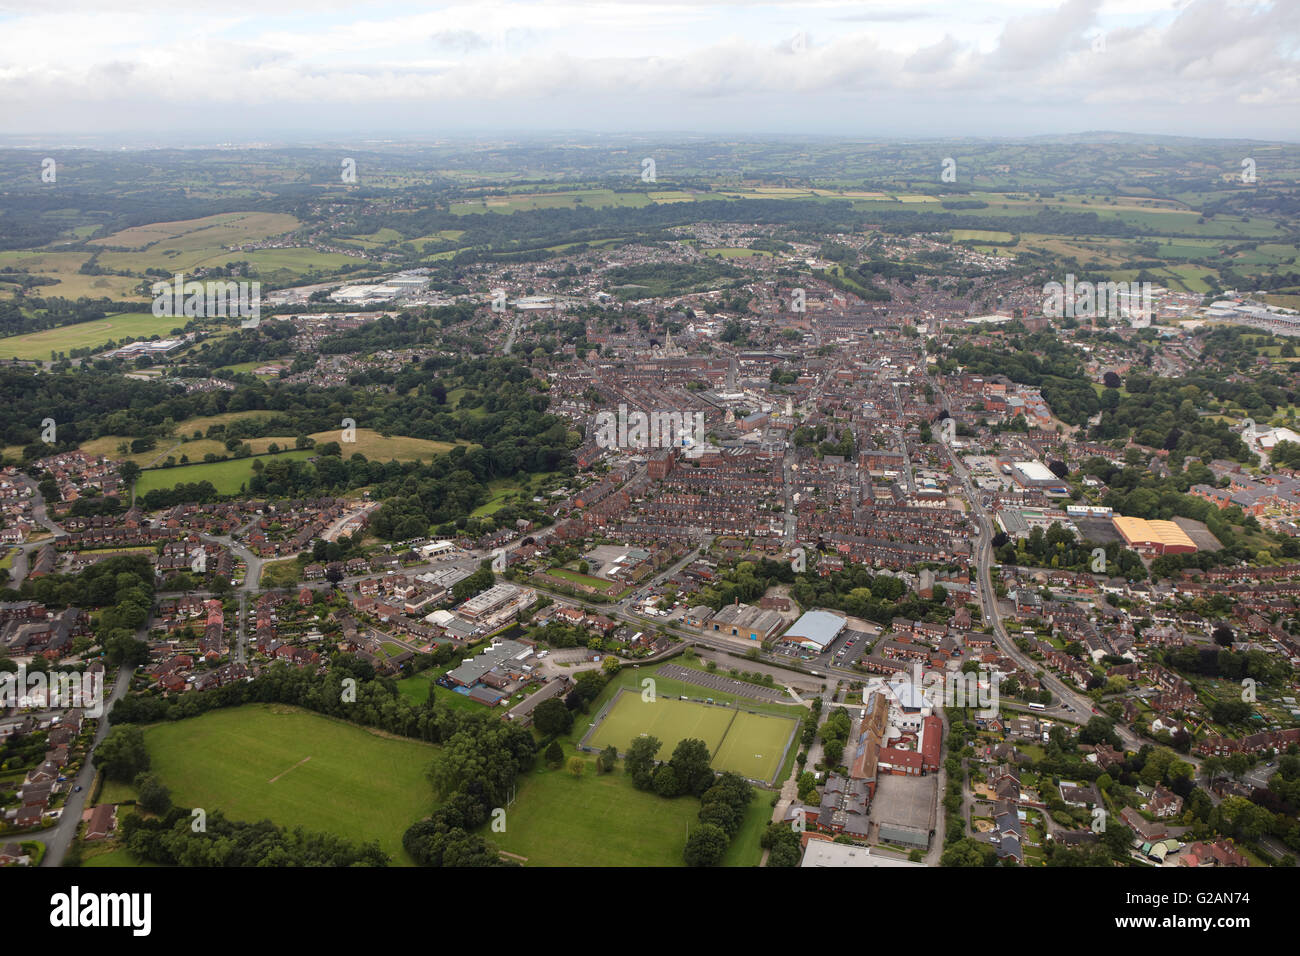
[584,689,797,784]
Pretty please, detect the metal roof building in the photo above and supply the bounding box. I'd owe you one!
[780,609,848,651]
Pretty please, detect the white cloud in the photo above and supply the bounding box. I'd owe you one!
[0,0,1294,137]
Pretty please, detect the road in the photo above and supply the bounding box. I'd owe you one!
[39,662,136,868]
[932,382,1145,751]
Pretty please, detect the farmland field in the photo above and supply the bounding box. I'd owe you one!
[245,429,462,462]
[952,229,1015,243]
[134,449,314,496]
[584,689,797,784]
[0,313,189,360]
[140,703,438,863]
[88,212,300,251]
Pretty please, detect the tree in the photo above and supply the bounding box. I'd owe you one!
[683,823,729,866]
[653,763,682,797]
[544,741,564,768]
[668,738,715,796]
[1102,821,1134,860]
[566,756,584,777]
[625,735,662,790]
[95,725,150,782]
[760,822,802,867]
[941,837,995,867]
[598,744,618,773]
[1079,716,1121,748]
[532,698,573,737]
[118,460,141,485]
[133,772,172,815]
[104,630,150,667]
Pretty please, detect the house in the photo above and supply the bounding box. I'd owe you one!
[83,803,117,841]
[991,799,1024,865]
[1120,806,1169,843]
[1059,781,1102,808]
[1145,785,1184,819]
[1181,840,1248,868]
[0,842,31,866]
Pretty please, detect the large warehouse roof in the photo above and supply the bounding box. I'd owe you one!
[781,609,847,650]
[1013,460,1058,483]
[1112,515,1197,552]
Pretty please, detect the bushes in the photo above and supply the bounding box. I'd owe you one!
[761,822,802,867]
[124,807,389,867]
[685,772,755,867]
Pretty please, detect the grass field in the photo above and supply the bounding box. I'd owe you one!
[490,748,700,866]
[952,229,1015,243]
[0,313,189,360]
[140,703,438,863]
[83,847,160,867]
[711,710,796,782]
[245,428,461,462]
[259,557,304,588]
[585,689,797,783]
[544,567,623,592]
[134,449,314,496]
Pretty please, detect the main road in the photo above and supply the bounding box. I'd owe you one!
[933,384,1144,750]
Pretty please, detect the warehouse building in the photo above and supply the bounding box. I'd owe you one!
[1112,515,1197,556]
[779,609,848,652]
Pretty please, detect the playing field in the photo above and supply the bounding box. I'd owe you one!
[710,710,797,782]
[585,690,797,784]
[140,704,438,864]
[0,313,188,360]
[491,750,701,866]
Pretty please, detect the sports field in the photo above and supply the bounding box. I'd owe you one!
[0,313,188,360]
[491,749,700,866]
[584,689,797,784]
[140,703,438,863]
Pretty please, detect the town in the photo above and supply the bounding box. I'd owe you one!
[0,2,1294,918]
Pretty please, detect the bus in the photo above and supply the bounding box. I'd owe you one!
[1027,702,1046,711]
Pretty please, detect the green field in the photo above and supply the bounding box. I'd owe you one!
[134,449,314,496]
[544,567,623,592]
[0,313,189,360]
[711,710,796,782]
[491,748,701,866]
[246,428,461,462]
[585,690,796,783]
[140,704,438,863]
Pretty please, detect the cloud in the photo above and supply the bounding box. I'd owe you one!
[429,30,495,55]
[0,0,1294,137]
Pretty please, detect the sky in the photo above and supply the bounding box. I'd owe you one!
[0,0,1296,143]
